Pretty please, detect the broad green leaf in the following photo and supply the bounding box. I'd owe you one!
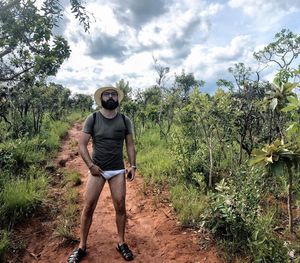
[287,96,298,104]
[252,148,268,156]
[281,104,298,112]
[287,124,299,136]
[283,82,298,93]
[249,155,267,165]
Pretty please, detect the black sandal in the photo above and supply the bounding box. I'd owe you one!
[67,248,86,263]
[116,243,134,261]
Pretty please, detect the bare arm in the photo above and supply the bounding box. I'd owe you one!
[78,132,102,176]
[125,133,136,181]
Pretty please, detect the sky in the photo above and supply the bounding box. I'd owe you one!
[46,0,300,95]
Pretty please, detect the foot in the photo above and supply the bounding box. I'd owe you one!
[116,243,134,261]
[67,248,86,263]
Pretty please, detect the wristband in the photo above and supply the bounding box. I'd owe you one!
[88,163,94,169]
[131,165,137,169]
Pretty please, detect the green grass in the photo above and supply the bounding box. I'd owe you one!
[0,111,84,259]
[137,127,176,184]
[137,126,208,226]
[0,230,9,262]
[55,222,77,241]
[170,183,208,225]
[41,120,70,152]
[63,170,82,187]
[66,111,87,123]
[55,188,80,241]
[0,170,48,227]
[65,188,80,204]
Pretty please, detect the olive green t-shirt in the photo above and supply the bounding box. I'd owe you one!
[83,112,133,171]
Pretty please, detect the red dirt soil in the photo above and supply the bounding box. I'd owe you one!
[14,122,222,263]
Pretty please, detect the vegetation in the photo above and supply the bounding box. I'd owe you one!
[55,187,80,241]
[1,2,300,261]
[132,29,300,262]
[0,1,93,259]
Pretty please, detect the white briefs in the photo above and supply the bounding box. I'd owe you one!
[99,169,125,180]
[88,169,125,180]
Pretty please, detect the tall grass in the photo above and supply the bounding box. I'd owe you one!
[137,126,176,184]
[0,168,48,228]
[63,169,82,187]
[55,188,80,241]
[137,125,209,224]
[0,230,9,262]
[170,183,207,225]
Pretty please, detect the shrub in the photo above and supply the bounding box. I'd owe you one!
[0,137,48,172]
[203,169,289,262]
[248,211,288,262]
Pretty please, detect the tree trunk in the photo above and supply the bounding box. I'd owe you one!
[209,134,213,188]
[239,133,243,164]
[268,111,273,144]
[287,164,294,233]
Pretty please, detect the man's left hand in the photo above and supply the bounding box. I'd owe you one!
[127,167,135,181]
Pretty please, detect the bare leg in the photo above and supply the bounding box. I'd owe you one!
[108,173,126,244]
[79,173,106,250]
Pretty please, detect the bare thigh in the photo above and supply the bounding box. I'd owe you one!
[108,173,126,207]
[84,173,106,207]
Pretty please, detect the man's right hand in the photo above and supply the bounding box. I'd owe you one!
[89,164,103,176]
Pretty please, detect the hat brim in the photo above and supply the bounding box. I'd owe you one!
[94,86,124,106]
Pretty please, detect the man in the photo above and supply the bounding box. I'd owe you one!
[67,85,136,262]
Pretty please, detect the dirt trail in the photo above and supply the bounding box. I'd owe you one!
[19,122,222,263]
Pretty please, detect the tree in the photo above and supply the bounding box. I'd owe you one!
[116,79,132,102]
[153,58,170,138]
[175,70,205,103]
[221,63,267,163]
[251,77,299,233]
[71,93,93,112]
[0,0,71,82]
[254,29,300,71]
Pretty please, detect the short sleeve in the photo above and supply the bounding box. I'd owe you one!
[124,116,134,135]
[82,114,94,135]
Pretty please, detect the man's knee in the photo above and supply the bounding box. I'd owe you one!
[115,199,126,215]
[83,202,96,216]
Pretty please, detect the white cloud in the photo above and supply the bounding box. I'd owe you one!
[183,35,254,79]
[228,0,300,30]
[229,0,300,16]
[47,0,300,95]
[87,4,123,36]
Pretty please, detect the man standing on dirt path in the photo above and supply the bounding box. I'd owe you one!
[67,85,136,262]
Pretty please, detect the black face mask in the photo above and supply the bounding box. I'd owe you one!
[101,98,119,110]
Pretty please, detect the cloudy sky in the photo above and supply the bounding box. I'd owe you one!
[48,0,300,95]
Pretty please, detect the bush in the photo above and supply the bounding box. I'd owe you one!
[203,179,253,257]
[248,211,288,262]
[0,137,48,172]
[203,169,289,262]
